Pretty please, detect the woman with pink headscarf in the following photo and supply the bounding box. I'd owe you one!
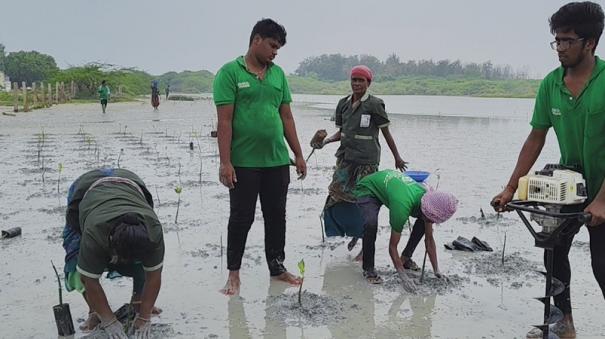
[313,65,407,207]
[354,170,458,286]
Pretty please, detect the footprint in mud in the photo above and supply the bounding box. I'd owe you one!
[265,291,345,326]
[456,213,517,228]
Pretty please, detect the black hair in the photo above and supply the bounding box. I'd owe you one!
[550,1,604,51]
[249,18,287,47]
[110,213,153,262]
[101,80,107,85]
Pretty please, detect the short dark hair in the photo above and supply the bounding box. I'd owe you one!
[249,18,287,47]
[550,1,604,51]
[110,215,153,262]
[101,80,107,85]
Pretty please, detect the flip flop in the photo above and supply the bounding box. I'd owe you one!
[472,237,493,251]
[452,236,478,252]
[363,270,383,284]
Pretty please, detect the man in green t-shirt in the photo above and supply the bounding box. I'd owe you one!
[61,168,163,338]
[354,170,458,288]
[212,18,306,296]
[491,2,605,338]
[98,80,110,114]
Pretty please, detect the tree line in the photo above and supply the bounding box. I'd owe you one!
[295,53,529,82]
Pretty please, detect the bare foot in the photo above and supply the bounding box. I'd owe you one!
[272,272,302,285]
[354,249,363,262]
[152,306,162,316]
[220,271,240,296]
[79,312,100,332]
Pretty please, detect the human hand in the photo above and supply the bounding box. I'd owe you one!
[397,270,416,293]
[133,315,151,339]
[490,186,515,212]
[584,199,605,226]
[219,162,237,189]
[99,317,127,339]
[395,156,408,171]
[295,155,307,180]
[434,271,450,282]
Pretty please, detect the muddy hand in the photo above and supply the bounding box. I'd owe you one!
[99,317,128,339]
[219,163,237,189]
[491,187,514,212]
[133,315,151,339]
[397,270,417,293]
[295,155,307,180]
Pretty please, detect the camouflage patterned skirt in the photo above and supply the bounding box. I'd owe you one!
[325,157,378,209]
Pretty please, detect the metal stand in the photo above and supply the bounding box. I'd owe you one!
[507,201,590,339]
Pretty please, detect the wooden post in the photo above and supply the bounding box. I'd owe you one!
[12,82,19,112]
[47,83,52,106]
[40,81,45,107]
[32,82,37,108]
[70,80,75,100]
[22,81,29,112]
[55,82,59,104]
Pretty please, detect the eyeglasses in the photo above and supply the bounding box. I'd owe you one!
[550,38,585,50]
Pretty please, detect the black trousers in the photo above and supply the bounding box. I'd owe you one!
[401,218,426,258]
[358,196,382,272]
[548,220,605,314]
[227,166,290,276]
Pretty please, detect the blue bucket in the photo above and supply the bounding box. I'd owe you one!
[405,171,430,183]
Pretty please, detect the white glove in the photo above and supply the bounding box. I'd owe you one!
[397,270,416,293]
[133,315,151,339]
[99,317,128,339]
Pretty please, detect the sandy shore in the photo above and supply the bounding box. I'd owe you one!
[0,97,603,338]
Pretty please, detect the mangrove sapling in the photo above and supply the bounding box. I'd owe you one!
[174,186,182,223]
[420,250,428,283]
[117,148,124,168]
[480,208,486,219]
[155,185,161,207]
[297,259,306,307]
[51,260,63,304]
[123,125,128,136]
[57,163,63,195]
[501,232,507,266]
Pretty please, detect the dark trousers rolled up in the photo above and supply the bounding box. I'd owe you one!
[227,166,290,276]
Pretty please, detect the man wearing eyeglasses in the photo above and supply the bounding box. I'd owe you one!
[491,2,605,338]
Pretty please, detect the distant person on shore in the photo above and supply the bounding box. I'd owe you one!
[354,169,457,286]
[61,168,164,338]
[98,80,110,113]
[491,2,605,338]
[213,18,307,296]
[151,80,160,110]
[312,65,407,259]
[165,84,170,100]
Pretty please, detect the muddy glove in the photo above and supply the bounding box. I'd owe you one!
[397,270,416,293]
[133,315,151,339]
[99,317,127,339]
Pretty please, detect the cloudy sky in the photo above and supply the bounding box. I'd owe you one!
[2,0,602,78]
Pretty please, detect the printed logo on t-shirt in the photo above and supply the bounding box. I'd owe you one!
[237,82,250,89]
[551,108,561,116]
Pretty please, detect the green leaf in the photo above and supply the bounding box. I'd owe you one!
[58,163,63,173]
[297,259,305,276]
[175,186,182,194]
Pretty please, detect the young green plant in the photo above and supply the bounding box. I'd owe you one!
[174,185,182,223]
[57,163,63,194]
[297,259,305,307]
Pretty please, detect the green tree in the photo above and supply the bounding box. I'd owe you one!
[0,43,5,72]
[4,50,59,84]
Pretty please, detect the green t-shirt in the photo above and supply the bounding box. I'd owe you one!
[354,169,426,233]
[335,93,390,164]
[98,85,110,100]
[531,56,605,201]
[213,56,292,167]
[76,180,164,278]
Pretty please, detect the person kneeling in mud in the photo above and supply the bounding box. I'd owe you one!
[61,168,164,338]
[354,169,458,288]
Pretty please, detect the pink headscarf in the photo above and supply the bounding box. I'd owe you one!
[350,65,373,83]
[421,190,458,224]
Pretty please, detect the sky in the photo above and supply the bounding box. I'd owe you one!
[2,0,604,78]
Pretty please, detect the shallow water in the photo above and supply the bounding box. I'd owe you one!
[0,96,603,338]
